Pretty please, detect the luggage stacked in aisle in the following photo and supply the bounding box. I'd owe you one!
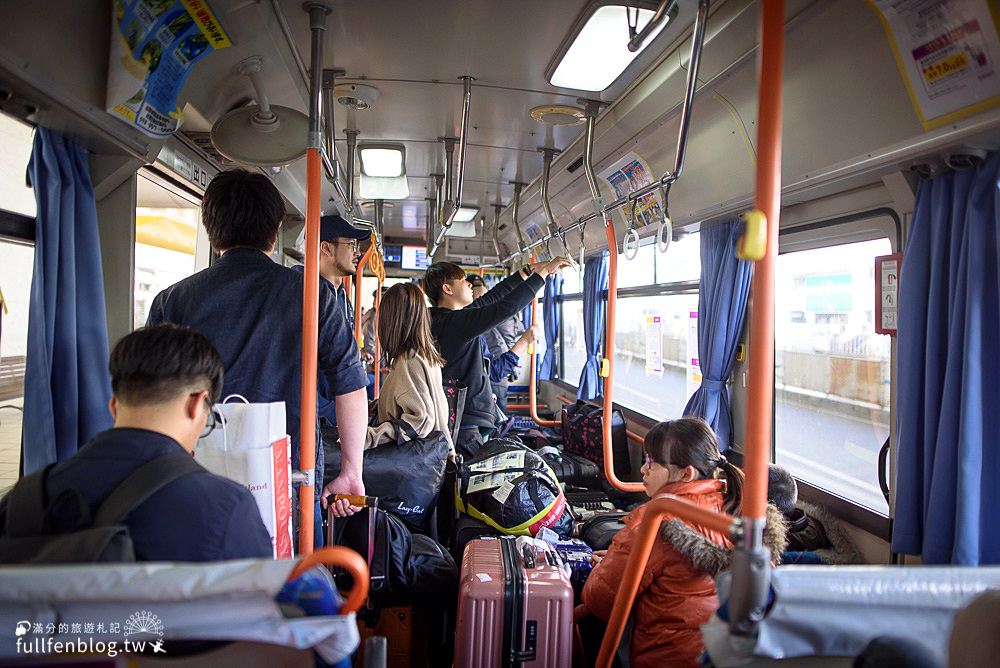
[455,537,574,667]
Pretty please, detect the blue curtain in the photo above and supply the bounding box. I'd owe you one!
[21,128,113,474]
[539,274,561,380]
[682,219,753,450]
[577,253,608,400]
[892,152,1000,565]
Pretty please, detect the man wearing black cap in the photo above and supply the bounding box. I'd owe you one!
[147,170,369,546]
[296,214,371,330]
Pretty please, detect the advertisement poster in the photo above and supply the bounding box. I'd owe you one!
[645,315,663,376]
[870,0,1000,128]
[686,310,701,398]
[107,0,231,137]
[600,151,664,228]
[522,221,553,262]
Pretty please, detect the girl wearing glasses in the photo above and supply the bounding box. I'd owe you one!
[581,417,786,667]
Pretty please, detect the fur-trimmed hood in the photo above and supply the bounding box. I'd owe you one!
[660,503,789,576]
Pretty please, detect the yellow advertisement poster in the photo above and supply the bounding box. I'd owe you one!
[870,0,1000,129]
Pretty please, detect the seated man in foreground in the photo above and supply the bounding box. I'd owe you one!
[0,324,273,562]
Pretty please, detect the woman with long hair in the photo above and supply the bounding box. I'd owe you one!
[366,282,453,450]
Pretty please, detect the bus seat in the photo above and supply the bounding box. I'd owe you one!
[702,566,1000,667]
[0,559,359,664]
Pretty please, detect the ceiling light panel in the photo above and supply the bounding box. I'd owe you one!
[454,206,479,222]
[359,145,405,177]
[549,5,667,92]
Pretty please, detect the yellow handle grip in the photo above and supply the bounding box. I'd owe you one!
[600,358,611,378]
[527,342,535,355]
[737,210,767,261]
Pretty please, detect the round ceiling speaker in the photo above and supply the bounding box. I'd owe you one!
[210,104,308,166]
[530,104,586,126]
[334,83,380,111]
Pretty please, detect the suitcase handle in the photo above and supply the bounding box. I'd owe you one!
[521,544,536,569]
[333,494,377,508]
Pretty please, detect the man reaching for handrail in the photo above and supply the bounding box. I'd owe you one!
[423,257,570,457]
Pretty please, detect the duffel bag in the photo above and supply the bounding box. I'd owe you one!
[456,439,573,538]
[560,400,630,478]
[331,505,458,609]
[323,420,450,534]
[538,448,602,489]
[578,511,628,551]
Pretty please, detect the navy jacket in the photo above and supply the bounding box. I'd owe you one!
[147,249,367,469]
[0,429,273,562]
[430,271,544,429]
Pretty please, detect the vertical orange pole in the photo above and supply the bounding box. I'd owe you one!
[373,284,382,398]
[529,296,559,427]
[299,147,321,556]
[343,275,352,303]
[603,224,643,493]
[743,0,784,522]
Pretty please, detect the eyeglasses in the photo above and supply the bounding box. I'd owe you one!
[643,452,655,469]
[198,395,220,439]
[331,240,360,252]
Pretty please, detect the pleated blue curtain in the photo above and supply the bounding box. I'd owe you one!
[892,152,1000,565]
[539,274,561,380]
[577,253,608,400]
[21,128,113,474]
[682,219,754,450]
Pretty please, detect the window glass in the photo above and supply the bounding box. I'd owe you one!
[612,293,699,419]
[0,114,35,217]
[774,238,892,514]
[617,242,656,288]
[133,173,200,329]
[560,300,587,388]
[655,231,700,283]
[0,240,30,493]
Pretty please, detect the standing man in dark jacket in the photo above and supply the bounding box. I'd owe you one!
[423,258,569,457]
[0,324,273,562]
[147,169,369,545]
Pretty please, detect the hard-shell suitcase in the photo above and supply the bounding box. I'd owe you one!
[455,536,574,667]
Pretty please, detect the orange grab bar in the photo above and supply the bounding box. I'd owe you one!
[288,546,370,615]
[595,497,736,668]
[743,0,784,522]
[298,148,322,555]
[529,297,560,427]
[603,224,644,493]
[372,281,382,399]
[353,248,372,348]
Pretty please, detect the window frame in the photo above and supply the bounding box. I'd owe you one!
[772,207,902,538]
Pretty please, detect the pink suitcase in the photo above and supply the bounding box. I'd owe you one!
[455,536,574,667]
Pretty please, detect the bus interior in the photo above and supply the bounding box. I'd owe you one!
[0,0,999,666]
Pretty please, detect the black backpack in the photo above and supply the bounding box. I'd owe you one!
[0,452,204,564]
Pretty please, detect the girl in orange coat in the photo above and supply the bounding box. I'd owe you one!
[581,417,744,668]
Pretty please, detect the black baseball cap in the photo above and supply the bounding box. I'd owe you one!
[466,274,486,287]
[320,214,369,242]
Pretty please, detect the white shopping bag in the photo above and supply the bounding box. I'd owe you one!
[195,395,293,559]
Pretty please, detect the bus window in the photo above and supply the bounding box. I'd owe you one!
[559,232,700,417]
[0,111,35,493]
[774,238,892,514]
[134,173,200,329]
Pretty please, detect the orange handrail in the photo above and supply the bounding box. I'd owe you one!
[372,282,382,398]
[298,147,322,556]
[742,0,784,522]
[603,224,644,493]
[288,546,370,614]
[353,248,372,347]
[529,297,560,427]
[595,497,736,668]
